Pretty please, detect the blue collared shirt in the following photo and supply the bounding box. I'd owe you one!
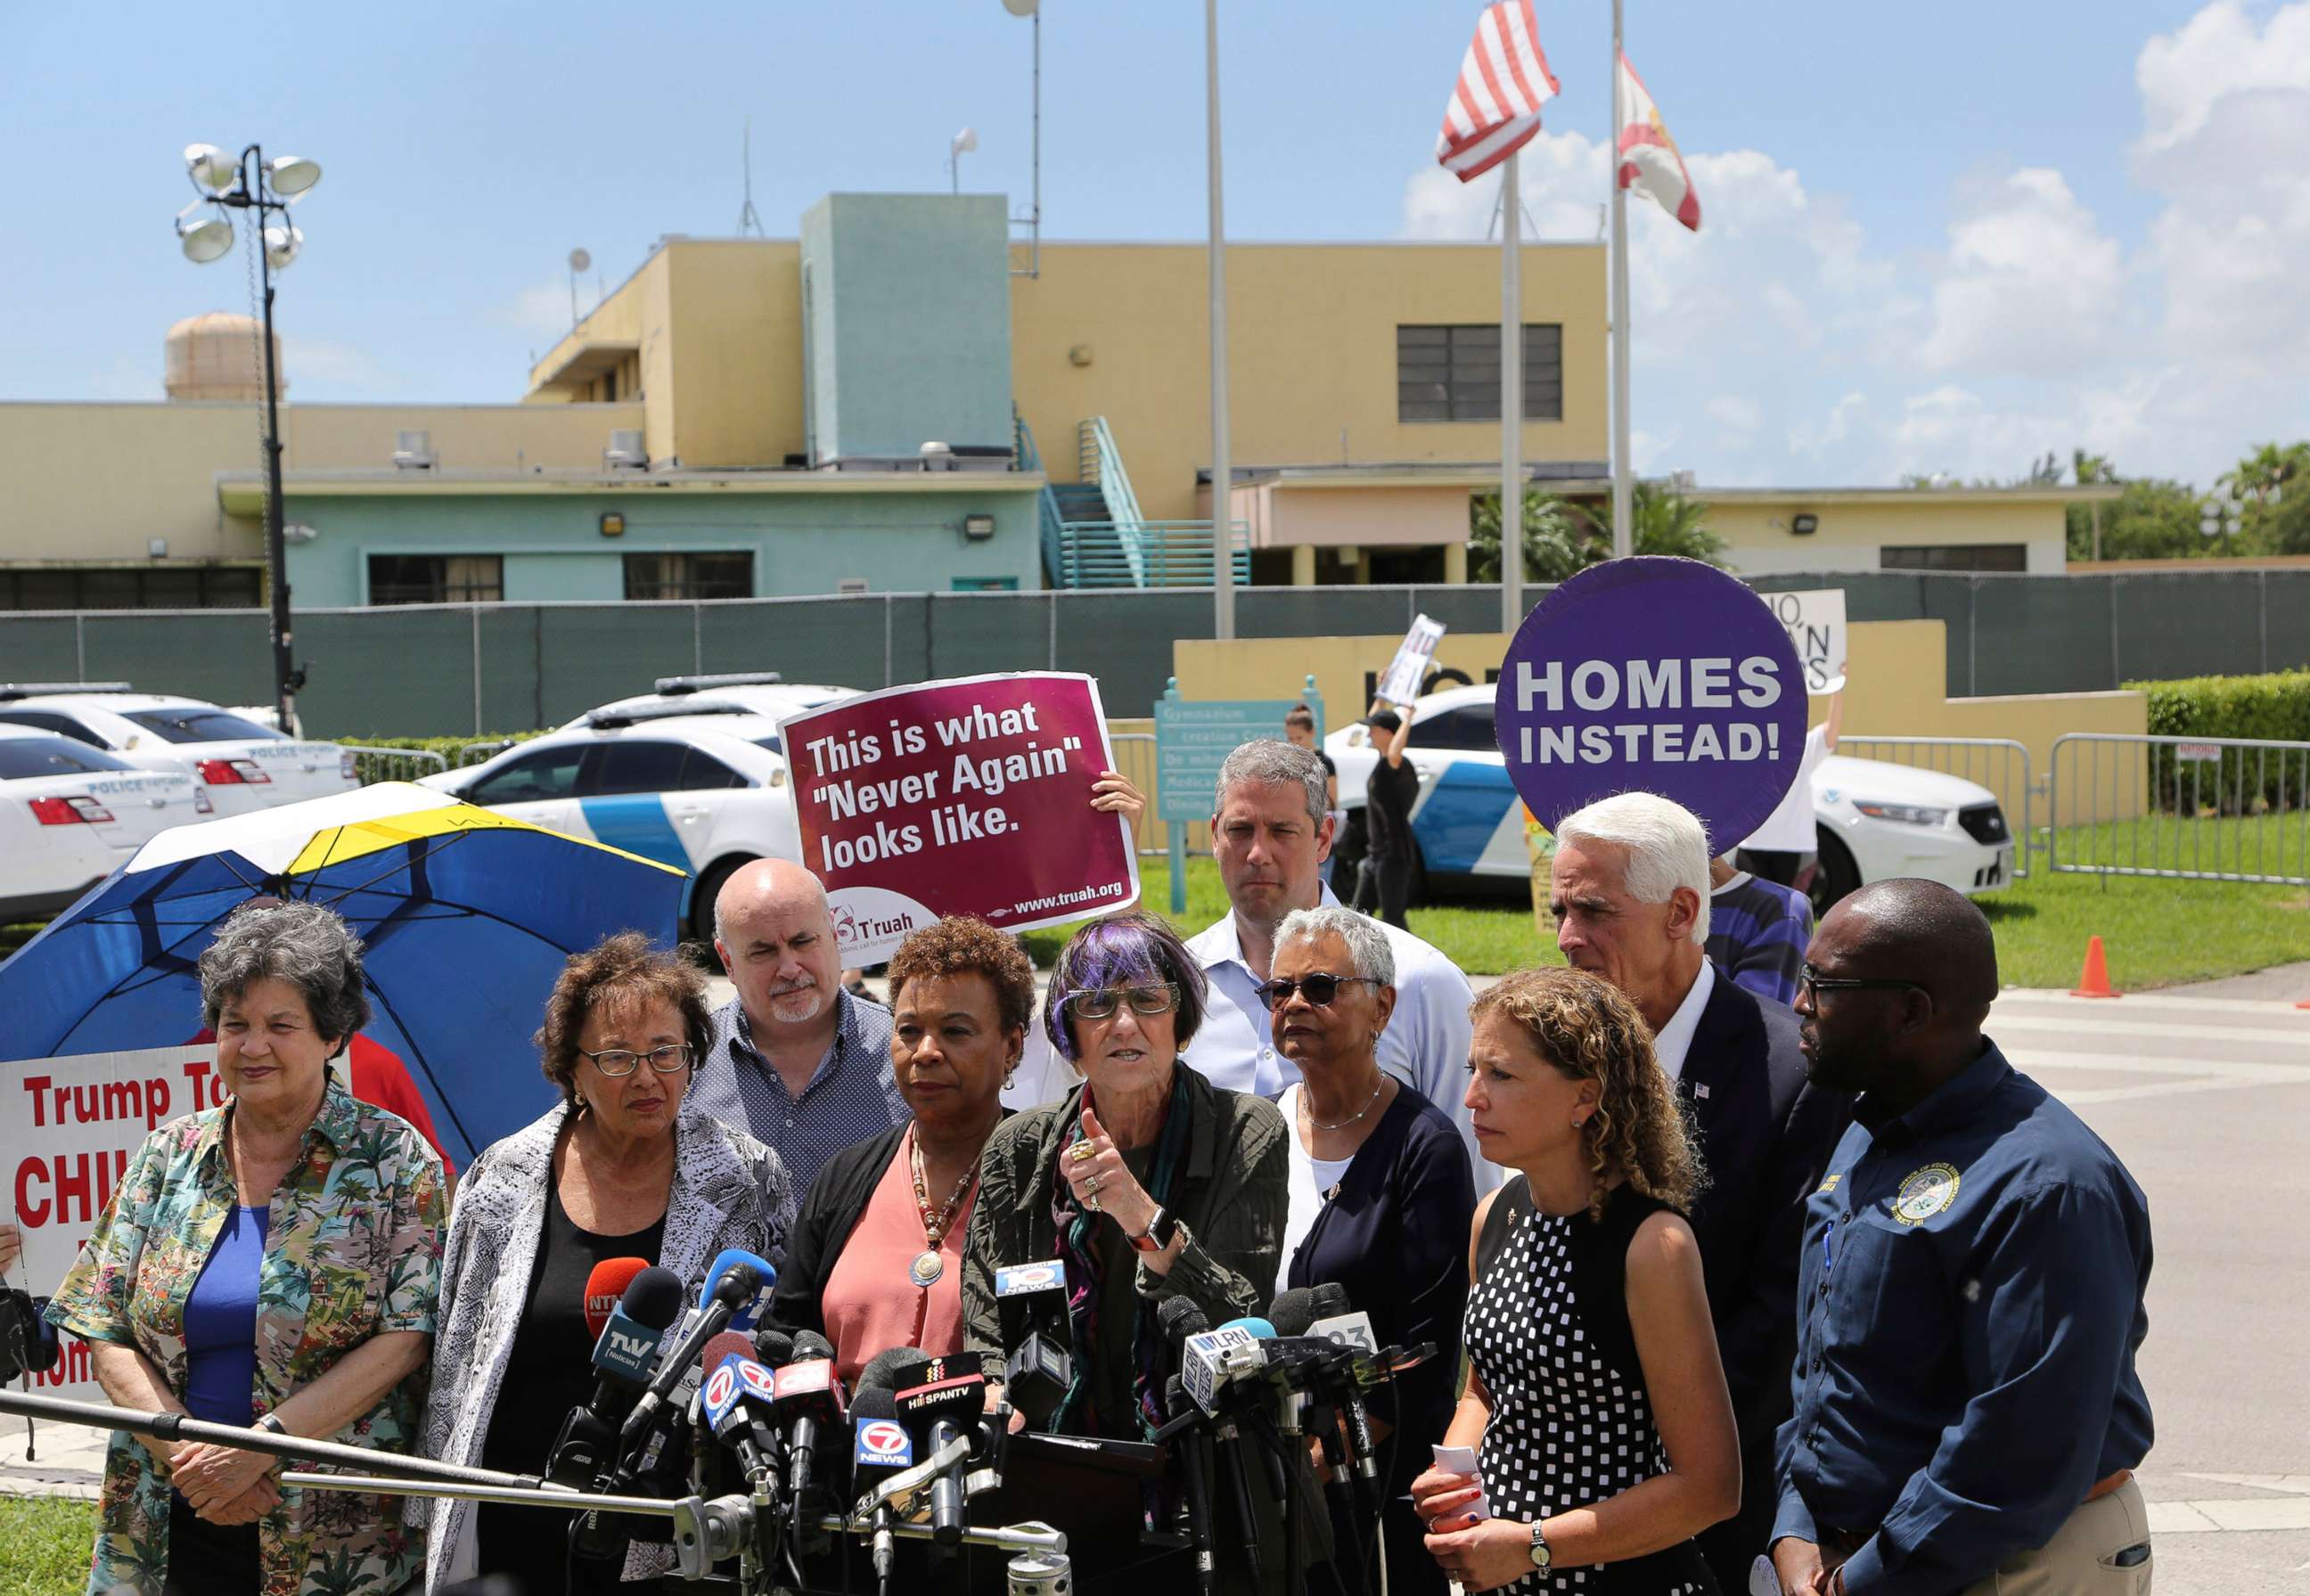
[690,987,905,1199]
[1773,1042,2154,1596]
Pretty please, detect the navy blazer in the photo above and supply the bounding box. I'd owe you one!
[1285,1087,1478,1494]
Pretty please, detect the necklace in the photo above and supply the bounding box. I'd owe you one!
[1300,1076,1385,1133]
[907,1129,979,1289]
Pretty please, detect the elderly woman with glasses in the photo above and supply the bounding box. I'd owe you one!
[963,910,1288,1443]
[420,933,793,1595]
[46,900,446,1596]
[1264,904,1476,1596]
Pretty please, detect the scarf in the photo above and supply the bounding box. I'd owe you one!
[1048,1068,1194,1439]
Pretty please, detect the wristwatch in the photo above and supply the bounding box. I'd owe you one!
[1528,1519,1552,1570]
[256,1412,289,1436]
[1129,1208,1183,1255]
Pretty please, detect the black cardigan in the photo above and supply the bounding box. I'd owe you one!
[766,1115,1012,1344]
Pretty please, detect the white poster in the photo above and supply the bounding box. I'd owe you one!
[0,1044,222,1400]
[1757,588,1847,694]
[1377,614,1449,705]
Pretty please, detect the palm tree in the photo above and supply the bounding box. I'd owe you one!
[1626,482,1728,564]
[2220,442,2310,505]
[2073,449,2117,561]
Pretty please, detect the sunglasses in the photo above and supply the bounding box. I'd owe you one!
[1798,963,1927,999]
[1254,973,1382,1011]
[1064,983,1180,1019]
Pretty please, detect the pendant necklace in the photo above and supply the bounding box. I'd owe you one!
[1301,1076,1385,1133]
[908,1130,978,1289]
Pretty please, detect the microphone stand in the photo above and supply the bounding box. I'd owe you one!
[1159,1377,1218,1596]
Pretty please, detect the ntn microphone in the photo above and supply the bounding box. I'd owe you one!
[582,1257,655,1338]
[618,1249,778,1444]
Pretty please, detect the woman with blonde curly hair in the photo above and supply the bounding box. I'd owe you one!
[1413,968,1739,1595]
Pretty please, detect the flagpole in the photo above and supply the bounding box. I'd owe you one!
[1610,0,1634,559]
[1500,151,1523,634]
[1206,0,1235,639]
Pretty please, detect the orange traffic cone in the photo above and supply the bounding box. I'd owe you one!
[2070,936,2122,999]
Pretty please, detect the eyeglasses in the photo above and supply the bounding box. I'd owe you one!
[578,1043,695,1076]
[1064,983,1180,1020]
[1254,973,1382,1011]
[1798,964,1926,1000]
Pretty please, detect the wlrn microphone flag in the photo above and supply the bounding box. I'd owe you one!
[1435,0,1560,183]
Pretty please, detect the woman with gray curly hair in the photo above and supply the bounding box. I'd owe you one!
[46,898,448,1596]
[420,931,793,1595]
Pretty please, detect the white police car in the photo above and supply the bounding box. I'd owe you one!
[1325,684,2015,912]
[421,698,803,941]
[0,683,357,818]
[0,724,211,921]
[565,672,863,749]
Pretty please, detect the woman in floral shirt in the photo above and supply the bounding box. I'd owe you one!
[47,900,446,1596]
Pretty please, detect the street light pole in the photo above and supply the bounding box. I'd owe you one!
[1206,0,1234,640]
[242,145,300,735]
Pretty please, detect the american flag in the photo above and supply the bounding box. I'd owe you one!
[1435,0,1560,184]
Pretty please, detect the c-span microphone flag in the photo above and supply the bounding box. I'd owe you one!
[1616,49,1701,231]
[1435,0,1560,182]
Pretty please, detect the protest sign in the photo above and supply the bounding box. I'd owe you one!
[1496,557,1808,850]
[0,1043,220,1399]
[778,673,1138,963]
[1376,615,1448,706]
[1757,587,1847,693]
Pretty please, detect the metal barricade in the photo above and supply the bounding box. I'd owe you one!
[1838,737,2036,879]
[339,745,449,787]
[2047,733,2310,884]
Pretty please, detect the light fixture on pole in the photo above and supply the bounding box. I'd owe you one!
[948,127,979,193]
[2200,489,2244,541]
[568,247,592,328]
[174,140,320,734]
[1002,0,1042,277]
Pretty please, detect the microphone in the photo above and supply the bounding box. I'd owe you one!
[700,1344,783,1488]
[848,1387,913,1594]
[1162,1297,1263,1577]
[772,1330,845,1553]
[1002,1332,1071,1432]
[547,1262,681,1487]
[752,1329,795,1367]
[1178,1314,1273,1416]
[619,1249,777,1445]
[1165,1372,1219,1596]
[876,1350,990,1548]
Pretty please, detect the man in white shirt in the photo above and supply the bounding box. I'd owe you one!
[1003,739,1489,1190]
[1549,791,1847,1591]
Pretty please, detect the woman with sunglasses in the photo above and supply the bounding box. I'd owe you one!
[1266,905,1476,1596]
[962,910,1288,1444]
[419,933,793,1593]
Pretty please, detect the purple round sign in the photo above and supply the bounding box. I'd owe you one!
[1495,557,1808,849]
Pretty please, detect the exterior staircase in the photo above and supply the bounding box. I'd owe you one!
[1016,410,1250,590]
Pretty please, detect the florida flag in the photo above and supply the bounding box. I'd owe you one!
[1436,1,1560,183]
[1618,51,1701,231]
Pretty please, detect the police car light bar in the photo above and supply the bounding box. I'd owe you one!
[0,682,135,700]
[582,700,756,730]
[653,672,784,696]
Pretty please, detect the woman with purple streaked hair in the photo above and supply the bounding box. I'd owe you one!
[960,909,1288,1445]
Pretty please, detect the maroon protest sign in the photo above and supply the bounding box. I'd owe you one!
[777,673,1140,962]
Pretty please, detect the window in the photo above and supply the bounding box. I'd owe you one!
[120,708,287,745]
[1397,323,1563,422]
[1880,544,2027,573]
[677,749,747,790]
[0,735,135,779]
[0,567,262,610]
[623,553,753,602]
[368,555,504,606]
[466,745,586,806]
[1408,705,1499,752]
[0,710,111,749]
[587,741,692,796]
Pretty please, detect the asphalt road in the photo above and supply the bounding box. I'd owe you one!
[3,984,2304,1594]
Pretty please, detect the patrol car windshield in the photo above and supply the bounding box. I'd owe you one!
[121,708,289,745]
[750,734,783,755]
[0,736,137,779]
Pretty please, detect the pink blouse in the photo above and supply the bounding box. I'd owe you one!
[821,1129,978,1384]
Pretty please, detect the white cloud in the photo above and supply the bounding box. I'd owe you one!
[287,338,398,396]
[497,278,582,341]
[1916,168,2126,378]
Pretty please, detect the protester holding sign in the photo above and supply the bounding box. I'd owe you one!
[766,915,1030,1381]
[1736,673,1844,890]
[420,933,792,1593]
[1352,698,1421,929]
[45,900,447,1596]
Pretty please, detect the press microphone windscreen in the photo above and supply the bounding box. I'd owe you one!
[859,1346,932,1392]
[1307,1281,1351,1319]
[583,1258,652,1340]
[1159,1294,1209,1349]
[701,1248,778,1327]
[850,1386,901,1423]
[619,1265,688,1331]
[753,1329,795,1367]
[701,1330,757,1373]
[791,1330,836,1362]
[1268,1287,1317,1337]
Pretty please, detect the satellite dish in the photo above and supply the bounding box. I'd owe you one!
[569,247,592,272]
[1003,0,1037,14]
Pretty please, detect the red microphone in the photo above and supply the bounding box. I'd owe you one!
[585,1257,653,1340]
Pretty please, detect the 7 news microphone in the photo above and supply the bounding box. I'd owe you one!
[546,1259,684,1489]
[859,1346,995,1551]
[848,1386,911,1595]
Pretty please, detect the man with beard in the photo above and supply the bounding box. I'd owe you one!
[689,858,905,1197]
[1773,880,2152,1596]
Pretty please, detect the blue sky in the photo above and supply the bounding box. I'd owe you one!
[8,1,2306,488]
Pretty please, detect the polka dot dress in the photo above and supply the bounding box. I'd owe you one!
[1464,1200,1706,1596]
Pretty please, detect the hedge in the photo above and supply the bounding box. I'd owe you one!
[2123,669,2310,814]
[337,732,551,758]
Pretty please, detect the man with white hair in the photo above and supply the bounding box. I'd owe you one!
[1550,790,1848,1592]
[688,858,903,1198]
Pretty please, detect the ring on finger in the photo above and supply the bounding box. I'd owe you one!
[1088,1173,1102,1194]
[1069,1141,1094,1163]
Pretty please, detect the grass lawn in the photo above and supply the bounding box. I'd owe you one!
[1053,853,2309,993]
[0,1494,94,1596]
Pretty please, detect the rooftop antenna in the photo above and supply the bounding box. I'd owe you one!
[567,247,591,327]
[1004,0,1041,277]
[737,118,766,237]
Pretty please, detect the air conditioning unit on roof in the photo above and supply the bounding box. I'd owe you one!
[605,430,647,469]
[392,430,435,470]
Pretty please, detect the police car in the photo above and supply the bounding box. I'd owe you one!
[421,696,807,941]
[1325,684,2016,912]
[0,683,357,818]
[0,724,212,921]
[563,672,862,749]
